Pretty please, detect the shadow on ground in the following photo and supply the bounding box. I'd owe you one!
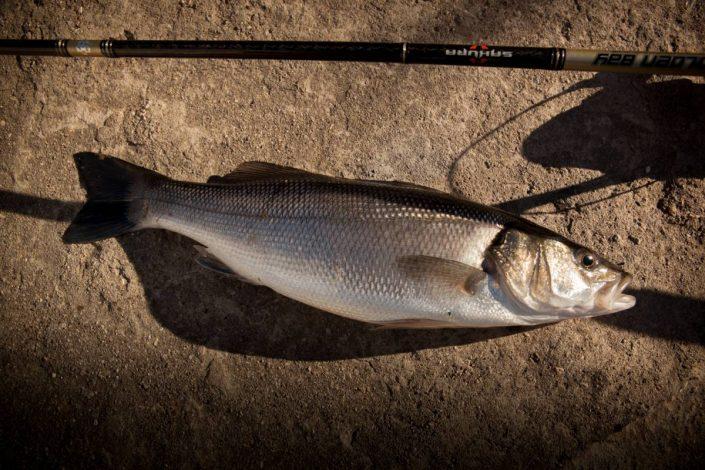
[3,187,703,360]
[3,77,704,359]
[450,75,705,214]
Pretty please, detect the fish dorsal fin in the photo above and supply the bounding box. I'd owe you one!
[207,161,446,195]
[366,179,444,194]
[194,245,262,285]
[397,255,486,295]
[207,161,334,185]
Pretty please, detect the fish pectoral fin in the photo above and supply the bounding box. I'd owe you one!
[372,318,466,330]
[397,255,486,295]
[193,246,262,285]
[207,161,334,184]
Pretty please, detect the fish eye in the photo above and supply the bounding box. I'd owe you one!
[575,249,597,269]
[582,254,595,268]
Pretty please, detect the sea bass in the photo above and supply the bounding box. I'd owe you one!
[64,152,636,328]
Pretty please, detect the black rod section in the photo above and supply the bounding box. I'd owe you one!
[0,39,66,56]
[113,40,406,62]
[1,39,703,76]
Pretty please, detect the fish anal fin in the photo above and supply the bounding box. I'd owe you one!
[397,255,486,295]
[372,318,466,330]
[194,246,262,285]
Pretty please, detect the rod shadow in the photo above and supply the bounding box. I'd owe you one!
[522,75,704,184]
[2,189,703,360]
[451,75,705,214]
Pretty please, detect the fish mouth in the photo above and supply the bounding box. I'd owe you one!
[601,273,636,313]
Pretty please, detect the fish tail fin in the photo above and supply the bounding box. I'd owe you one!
[63,152,167,244]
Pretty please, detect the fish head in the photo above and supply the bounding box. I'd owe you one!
[487,228,635,320]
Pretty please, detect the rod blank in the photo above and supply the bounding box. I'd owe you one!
[1,39,703,76]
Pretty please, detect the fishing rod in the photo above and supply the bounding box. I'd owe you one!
[1,39,704,76]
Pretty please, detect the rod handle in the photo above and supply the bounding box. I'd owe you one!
[564,49,705,76]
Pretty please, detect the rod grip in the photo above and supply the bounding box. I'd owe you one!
[564,49,705,76]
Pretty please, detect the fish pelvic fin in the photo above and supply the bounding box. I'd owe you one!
[193,245,263,285]
[63,152,167,244]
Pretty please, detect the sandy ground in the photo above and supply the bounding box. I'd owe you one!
[1,0,704,468]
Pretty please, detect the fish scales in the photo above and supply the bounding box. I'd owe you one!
[148,180,507,324]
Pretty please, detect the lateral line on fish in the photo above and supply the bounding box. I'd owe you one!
[150,196,502,225]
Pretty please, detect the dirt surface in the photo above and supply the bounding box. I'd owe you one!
[1,1,704,468]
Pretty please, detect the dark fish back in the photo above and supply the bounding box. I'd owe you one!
[150,177,535,230]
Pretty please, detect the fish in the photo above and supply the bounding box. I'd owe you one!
[63,152,636,328]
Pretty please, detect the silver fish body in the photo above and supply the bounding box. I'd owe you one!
[64,154,636,328]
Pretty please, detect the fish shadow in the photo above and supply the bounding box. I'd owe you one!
[118,229,535,360]
[0,190,531,359]
[2,189,704,360]
[594,289,705,346]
